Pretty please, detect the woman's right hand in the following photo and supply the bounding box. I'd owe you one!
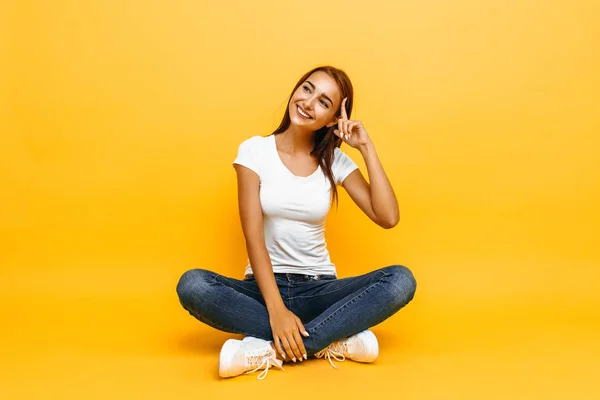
[269,306,309,362]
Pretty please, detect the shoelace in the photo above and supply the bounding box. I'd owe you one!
[314,339,348,369]
[244,352,285,380]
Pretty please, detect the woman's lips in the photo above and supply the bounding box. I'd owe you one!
[296,105,312,119]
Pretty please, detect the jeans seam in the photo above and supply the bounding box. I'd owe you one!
[307,277,384,334]
[215,275,262,296]
[293,274,376,299]
[184,306,246,335]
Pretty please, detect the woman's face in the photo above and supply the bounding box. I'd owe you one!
[288,71,342,131]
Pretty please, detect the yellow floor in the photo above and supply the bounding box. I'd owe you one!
[1,254,598,399]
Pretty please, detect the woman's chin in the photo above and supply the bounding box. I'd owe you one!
[290,115,307,127]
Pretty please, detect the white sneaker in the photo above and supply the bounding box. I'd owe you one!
[314,329,379,368]
[219,337,284,380]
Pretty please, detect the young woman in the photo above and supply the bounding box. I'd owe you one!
[176,66,417,380]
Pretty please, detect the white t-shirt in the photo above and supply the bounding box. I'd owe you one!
[233,134,359,276]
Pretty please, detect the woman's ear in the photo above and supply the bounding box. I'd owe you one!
[325,117,339,128]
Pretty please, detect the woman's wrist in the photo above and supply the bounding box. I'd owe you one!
[358,141,375,156]
[266,298,286,313]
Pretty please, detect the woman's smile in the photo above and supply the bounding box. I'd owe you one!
[296,105,312,119]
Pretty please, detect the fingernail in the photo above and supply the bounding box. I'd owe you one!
[292,358,296,362]
[282,353,286,359]
[304,331,310,336]
[304,354,307,360]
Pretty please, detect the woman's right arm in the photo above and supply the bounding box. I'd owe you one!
[234,164,308,362]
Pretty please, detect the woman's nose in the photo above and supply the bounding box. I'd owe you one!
[303,96,316,109]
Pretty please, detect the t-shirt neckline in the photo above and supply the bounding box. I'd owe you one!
[271,134,321,179]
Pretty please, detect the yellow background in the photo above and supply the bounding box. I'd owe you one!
[1,0,599,398]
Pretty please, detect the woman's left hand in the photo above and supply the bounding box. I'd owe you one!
[334,97,373,149]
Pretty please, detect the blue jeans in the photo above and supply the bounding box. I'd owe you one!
[176,265,417,356]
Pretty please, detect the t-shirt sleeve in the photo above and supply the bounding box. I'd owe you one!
[232,136,260,176]
[333,146,359,186]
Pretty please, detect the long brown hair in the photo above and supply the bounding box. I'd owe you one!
[270,66,354,209]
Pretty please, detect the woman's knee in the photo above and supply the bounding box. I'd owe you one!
[383,265,417,304]
[176,268,213,306]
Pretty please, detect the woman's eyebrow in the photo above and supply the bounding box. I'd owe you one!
[305,81,333,106]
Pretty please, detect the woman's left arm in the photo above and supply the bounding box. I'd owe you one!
[341,143,399,229]
[334,97,400,229]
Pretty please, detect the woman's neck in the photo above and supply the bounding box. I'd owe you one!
[277,126,315,155]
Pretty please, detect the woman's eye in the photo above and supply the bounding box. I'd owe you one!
[320,100,329,108]
[303,86,310,92]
